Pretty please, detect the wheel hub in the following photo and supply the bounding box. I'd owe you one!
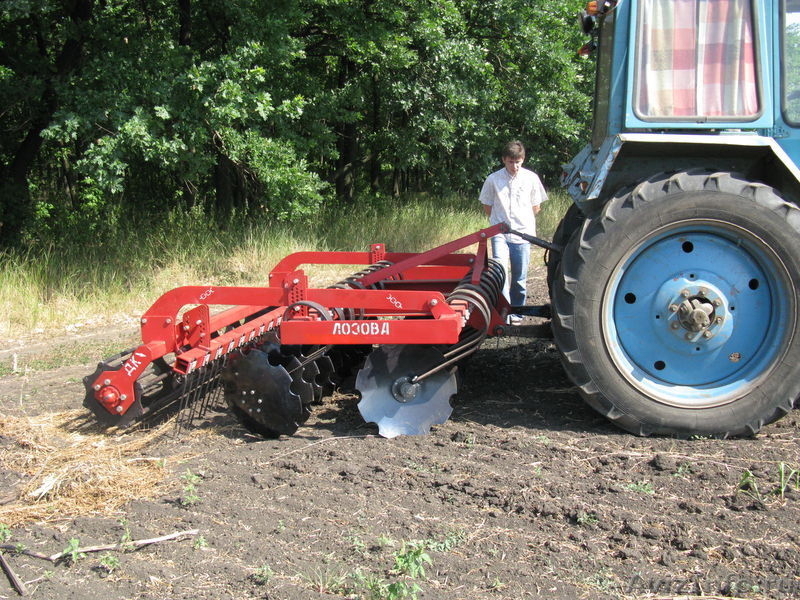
[391,376,420,402]
[676,295,715,331]
[653,276,734,349]
[664,284,727,341]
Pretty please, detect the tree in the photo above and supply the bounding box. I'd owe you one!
[0,0,590,247]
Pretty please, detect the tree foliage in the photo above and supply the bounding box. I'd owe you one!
[0,0,591,247]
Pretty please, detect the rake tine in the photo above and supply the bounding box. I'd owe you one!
[195,358,224,419]
[203,356,228,414]
[173,371,196,434]
[185,367,213,427]
[175,369,207,434]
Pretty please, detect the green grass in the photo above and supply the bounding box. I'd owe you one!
[0,338,139,376]
[0,192,571,341]
[624,480,655,495]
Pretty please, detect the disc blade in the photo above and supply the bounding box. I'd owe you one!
[222,349,303,436]
[356,345,457,438]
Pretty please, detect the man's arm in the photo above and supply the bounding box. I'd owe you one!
[483,204,492,217]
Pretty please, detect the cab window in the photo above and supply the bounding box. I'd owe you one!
[784,1,800,124]
[634,0,759,120]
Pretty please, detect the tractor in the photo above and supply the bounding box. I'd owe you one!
[552,0,800,436]
[84,0,800,439]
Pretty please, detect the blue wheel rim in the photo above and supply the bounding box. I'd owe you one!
[603,220,791,409]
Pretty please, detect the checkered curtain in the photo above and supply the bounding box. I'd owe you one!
[635,0,759,118]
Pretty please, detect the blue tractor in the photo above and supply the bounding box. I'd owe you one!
[553,0,800,437]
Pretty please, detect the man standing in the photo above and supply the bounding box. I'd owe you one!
[479,140,548,325]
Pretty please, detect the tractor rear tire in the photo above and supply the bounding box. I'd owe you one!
[551,170,800,437]
[546,203,585,296]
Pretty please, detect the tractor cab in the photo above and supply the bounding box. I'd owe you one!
[565,0,800,211]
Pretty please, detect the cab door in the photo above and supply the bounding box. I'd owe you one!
[778,0,800,167]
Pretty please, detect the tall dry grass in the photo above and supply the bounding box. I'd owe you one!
[0,192,570,341]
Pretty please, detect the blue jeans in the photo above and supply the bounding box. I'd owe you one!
[490,236,530,311]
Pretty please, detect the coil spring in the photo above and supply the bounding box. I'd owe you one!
[327,260,397,320]
[447,258,505,329]
[410,260,505,384]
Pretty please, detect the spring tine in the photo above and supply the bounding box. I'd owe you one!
[176,369,206,433]
[202,356,228,414]
[189,365,213,423]
[196,357,225,418]
[181,372,205,431]
[174,381,190,434]
[173,372,195,434]
[184,363,216,429]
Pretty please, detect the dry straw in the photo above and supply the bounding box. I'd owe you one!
[0,410,172,527]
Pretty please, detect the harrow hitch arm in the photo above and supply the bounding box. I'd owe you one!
[505,227,563,254]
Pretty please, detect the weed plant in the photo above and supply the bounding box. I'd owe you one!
[250,564,274,585]
[738,463,800,502]
[61,538,86,566]
[0,523,11,542]
[98,552,121,574]
[179,469,202,506]
[0,192,570,339]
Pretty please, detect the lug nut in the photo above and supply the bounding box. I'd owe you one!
[681,289,690,298]
[116,406,124,413]
[703,331,712,338]
[669,304,679,312]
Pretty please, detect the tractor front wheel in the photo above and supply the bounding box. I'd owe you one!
[551,170,800,437]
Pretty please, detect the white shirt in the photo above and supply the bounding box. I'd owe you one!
[479,167,547,243]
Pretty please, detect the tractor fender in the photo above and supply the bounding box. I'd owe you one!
[562,133,800,213]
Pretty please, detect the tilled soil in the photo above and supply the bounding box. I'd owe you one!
[1,266,799,600]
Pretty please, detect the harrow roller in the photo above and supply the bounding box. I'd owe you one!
[83,350,181,428]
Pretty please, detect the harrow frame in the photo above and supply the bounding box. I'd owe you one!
[85,224,519,427]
